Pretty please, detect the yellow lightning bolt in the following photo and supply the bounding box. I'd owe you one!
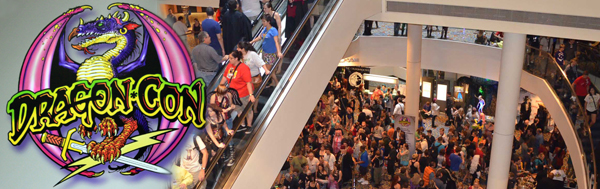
[55,129,176,186]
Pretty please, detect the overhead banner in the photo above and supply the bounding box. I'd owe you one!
[394,115,416,156]
[5,3,206,186]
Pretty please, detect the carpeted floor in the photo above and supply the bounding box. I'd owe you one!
[367,22,494,45]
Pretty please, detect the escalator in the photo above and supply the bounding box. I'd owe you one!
[523,45,597,189]
[197,0,336,188]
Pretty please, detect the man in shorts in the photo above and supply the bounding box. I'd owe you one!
[220,50,256,134]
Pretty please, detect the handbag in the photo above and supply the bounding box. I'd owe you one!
[251,75,262,90]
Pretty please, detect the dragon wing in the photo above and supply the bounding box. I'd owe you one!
[19,5,101,178]
[109,3,196,167]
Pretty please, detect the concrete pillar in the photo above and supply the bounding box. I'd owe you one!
[405,24,422,124]
[487,33,526,189]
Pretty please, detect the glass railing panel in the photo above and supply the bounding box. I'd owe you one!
[523,46,596,189]
[197,0,337,188]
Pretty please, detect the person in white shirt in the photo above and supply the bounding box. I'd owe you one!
[240,0,262,21]
[585,87,600,127]
[363,105,373,118]
[173,16,189,47]
[306,152,320,174]
[551,168,567,182]
[180,135,209,189]
[393,97,404,117]
[420,139,428,155]
[439,128,448,146]
[322,147,336,171]
[431,99,440,127]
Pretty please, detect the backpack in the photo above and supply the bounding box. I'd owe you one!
[192,134,209,164]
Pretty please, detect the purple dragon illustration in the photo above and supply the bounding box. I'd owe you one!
[57,7,153,175]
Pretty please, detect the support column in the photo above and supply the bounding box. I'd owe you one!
[405,24,422,123]
[404,24,422,156]
[487,33,526,189]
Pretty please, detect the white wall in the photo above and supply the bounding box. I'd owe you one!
[344,36,503,80]
[369,66,407,80]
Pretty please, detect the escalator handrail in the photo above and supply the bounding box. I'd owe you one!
[524,44,596,188]
[196,0,323,188]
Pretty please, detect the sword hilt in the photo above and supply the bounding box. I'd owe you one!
[41,128,78,161]
[41,132,64,147]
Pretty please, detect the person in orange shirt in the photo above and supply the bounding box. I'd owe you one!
[423,161,436,187]
[371,86,383,101]
[387,124,395,139]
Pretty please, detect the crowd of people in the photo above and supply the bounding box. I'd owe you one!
[267,69,577,189]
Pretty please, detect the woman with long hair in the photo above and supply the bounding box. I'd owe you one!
[263,2,282,37]
[585,87,600,126]
[208,84,242,166]
[399,143,410,166]
[237,41,271,112]
[250,14,283,88]
[192,18,202,45]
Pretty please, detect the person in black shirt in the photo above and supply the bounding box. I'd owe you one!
[446,93,454,122]
[372,150,384,187]
[387,141,398,177]
[426,130,435,148]
[283,171,299,189]
[221,0,252,54]
[419,151,431,173]
[340,147,354,187]
[520,96,532,123]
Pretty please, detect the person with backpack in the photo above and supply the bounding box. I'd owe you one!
[180,132,209,188]
[371,150,384,187]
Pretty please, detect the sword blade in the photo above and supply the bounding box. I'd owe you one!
[69,142,171,175]
[115,156,171,175]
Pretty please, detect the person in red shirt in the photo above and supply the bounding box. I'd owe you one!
[221,50,256,133]
[371,86,383,101]
[572,71,592,108]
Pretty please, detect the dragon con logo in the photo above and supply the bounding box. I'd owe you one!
[397,117,412,127]
[6,3,206,185]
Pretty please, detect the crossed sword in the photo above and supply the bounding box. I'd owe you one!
[41,128,171,175]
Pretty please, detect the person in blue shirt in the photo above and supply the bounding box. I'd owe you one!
[356,145,370,185]
[449,149,462,172]
[202,8,225,56]
[250,14,283,88]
